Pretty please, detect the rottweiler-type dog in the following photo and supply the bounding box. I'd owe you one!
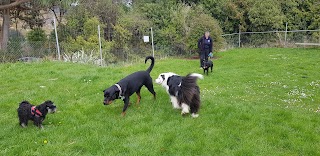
[103,56,156,116]
[202,59,213,75]
[17,100,56,128]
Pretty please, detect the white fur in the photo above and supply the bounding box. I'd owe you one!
[155,72,177,94]
[190,73,204,79]
[47,108,57,113]
[170,96,181,109]
[191,113,199,118]
[181,103,190,115]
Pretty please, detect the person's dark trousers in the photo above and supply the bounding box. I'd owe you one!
[199,49,210,67]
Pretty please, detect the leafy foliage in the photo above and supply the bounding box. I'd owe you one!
[199,0,319,36]
[248,0,284,31]
[26,28,46,42]
[136,2,224,55]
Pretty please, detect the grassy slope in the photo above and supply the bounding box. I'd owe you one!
[0,48,319,155]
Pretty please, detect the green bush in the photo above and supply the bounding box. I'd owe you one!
[26,28,46,42]
[26,28,47,57]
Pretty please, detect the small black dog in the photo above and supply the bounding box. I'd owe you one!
[103,56,156,116]
[17,100,56,128]
[202,59,213,75]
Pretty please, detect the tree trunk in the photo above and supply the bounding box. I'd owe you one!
[1,9,10,50]
[0,23,2,48]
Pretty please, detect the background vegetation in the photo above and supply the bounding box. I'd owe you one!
[1,0,319,62]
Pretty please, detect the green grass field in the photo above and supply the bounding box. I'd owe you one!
[0,48,319,155]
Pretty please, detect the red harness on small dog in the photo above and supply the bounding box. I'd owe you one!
[31,106,43,117]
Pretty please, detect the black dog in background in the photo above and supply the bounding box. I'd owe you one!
[103,56,156,116]
[202,59,213,75]
[17,100,56,128]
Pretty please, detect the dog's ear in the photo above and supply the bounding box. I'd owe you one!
[45,100,53,104]
[168,85,180,97]
[161,74,165,80]
[113,86,125,97]
[44,100,54,106]
[37,103,47,112]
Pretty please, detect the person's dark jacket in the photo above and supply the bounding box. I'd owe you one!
[198,36,213,53]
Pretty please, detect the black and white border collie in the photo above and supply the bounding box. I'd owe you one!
[155,72,203,118]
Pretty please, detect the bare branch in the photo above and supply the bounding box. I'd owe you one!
[0,0,32,10]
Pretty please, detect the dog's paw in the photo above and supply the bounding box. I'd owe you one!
[121,112,126,117]
[171,101,181,109]
[191,113,199,118]
[181,111,188,117]
[181,109,189,115]
[20,123,27,128]
[181,104,190,114]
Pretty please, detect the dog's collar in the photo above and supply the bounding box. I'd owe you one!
[115,84,125,100]
[31,106,43,117]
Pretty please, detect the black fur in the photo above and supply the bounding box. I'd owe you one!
[103,56,156,116]
[167,74,201,116]
[202,59,213,75]
[17,100,56,128]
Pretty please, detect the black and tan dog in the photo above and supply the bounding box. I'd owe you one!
[202,59,213,75]
[103,56,156,116]
[17,100,56,128]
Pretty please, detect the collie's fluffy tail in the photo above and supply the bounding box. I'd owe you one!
[145,56,155,73]
[189,73,204,79]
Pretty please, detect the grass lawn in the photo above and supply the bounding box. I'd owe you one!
[0,48,319,155]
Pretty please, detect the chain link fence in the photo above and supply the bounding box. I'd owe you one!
[1,39,57,62]
[222,30,320,49]
[1,27,319,64]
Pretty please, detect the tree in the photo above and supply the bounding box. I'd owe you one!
[0,0,31,50]
[40,0,71,24]
[200,0,251,33]
[248,0,284,31]
[81,0,124,41]
[132,1,223,54]
[0,0,72,50]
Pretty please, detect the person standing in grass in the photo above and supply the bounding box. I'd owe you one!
[198,31,213,68]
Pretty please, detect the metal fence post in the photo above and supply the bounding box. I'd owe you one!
[98,25,103,66]
[238,25,241,48]
[151,27,155,57]
[53,18,61,60]
[285,22,288,46]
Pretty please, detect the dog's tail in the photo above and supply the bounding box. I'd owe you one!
[189,73,204,80]
[178,74,202,105]
[181,73,203,88]
[145,56,155,73]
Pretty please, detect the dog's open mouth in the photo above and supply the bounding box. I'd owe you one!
[104,100,113,105]
[48,108,57,113]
